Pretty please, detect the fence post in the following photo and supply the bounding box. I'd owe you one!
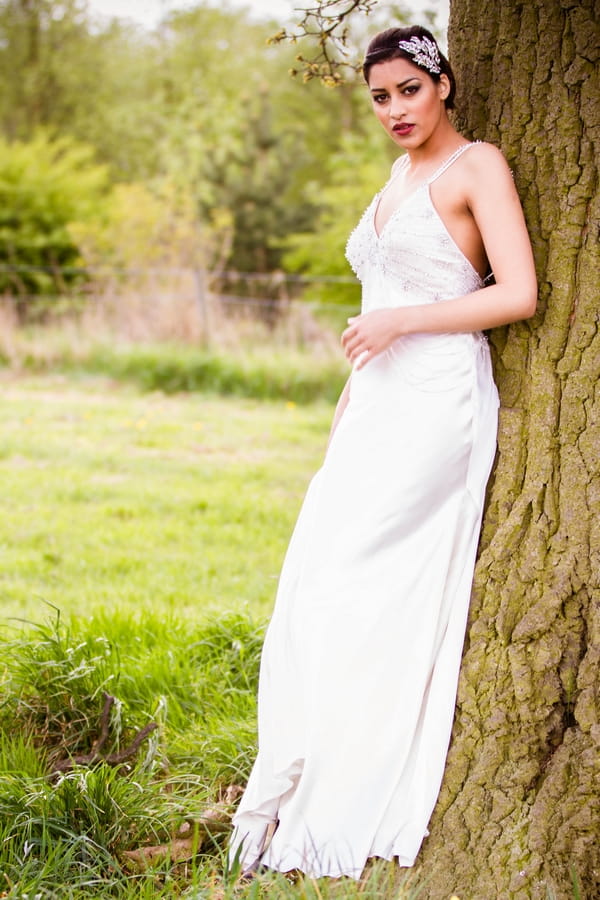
[193,268,210,347]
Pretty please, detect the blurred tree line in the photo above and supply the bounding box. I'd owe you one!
[0,0,431,311]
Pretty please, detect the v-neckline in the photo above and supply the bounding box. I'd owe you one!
[372,143,473,239]
[372,179,425,240]
[372,180,484,283]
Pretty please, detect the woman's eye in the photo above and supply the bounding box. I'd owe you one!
[373,94,388,104]
[403,85,419,95]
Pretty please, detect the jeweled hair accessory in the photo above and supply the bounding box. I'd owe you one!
[397,36,441,74]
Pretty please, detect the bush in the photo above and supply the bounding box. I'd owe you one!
[0,132,107,311]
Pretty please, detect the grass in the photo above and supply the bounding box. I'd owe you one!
[0,372,333,622]
[79,343,348,405]
[0,599,422,899]
[0,316,349,405]
[0,608,264,896]
[0,369,423,897]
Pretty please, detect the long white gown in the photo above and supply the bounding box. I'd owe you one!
[230,143,499,879]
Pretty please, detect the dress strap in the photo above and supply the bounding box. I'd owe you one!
[427,142,479,185]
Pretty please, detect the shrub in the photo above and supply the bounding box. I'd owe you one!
[0,132,107,312]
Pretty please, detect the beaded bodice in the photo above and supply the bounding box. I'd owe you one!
[345,144,483,313]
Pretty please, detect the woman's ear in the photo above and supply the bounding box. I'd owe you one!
[438,73,450,101]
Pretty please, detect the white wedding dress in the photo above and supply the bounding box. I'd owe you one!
[230,143,499,879]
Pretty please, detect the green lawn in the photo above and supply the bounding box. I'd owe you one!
[0,373,332,623]
[0,371,426,898]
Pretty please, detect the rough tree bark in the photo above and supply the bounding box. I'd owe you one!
[417,2,599,898]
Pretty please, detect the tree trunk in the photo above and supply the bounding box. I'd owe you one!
[417,1,599,897]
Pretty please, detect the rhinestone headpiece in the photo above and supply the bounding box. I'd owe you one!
[397,36,441,75]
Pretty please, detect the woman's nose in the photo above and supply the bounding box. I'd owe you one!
[389,95,405,119]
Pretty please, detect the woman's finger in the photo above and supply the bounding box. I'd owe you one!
[341,324,358,347]
[342,330,360,353]
[348,339,365,361]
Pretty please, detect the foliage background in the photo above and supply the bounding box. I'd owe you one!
[0,0,435,290]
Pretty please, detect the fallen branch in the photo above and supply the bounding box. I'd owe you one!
[51,692,158,773]
[121,807,231,870]
[121,835,202,869]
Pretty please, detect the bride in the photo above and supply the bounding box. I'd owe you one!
[229,24,537,880]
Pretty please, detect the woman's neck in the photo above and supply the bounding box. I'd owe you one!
[405,118,465,173]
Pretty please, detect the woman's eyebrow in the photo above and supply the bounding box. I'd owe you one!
[369,77,420,93]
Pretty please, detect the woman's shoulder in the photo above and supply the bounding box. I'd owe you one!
[458,141,522,215]
[464,141,512,176]
[457,141,515,198]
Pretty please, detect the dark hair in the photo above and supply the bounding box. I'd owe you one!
[363,26,456,111]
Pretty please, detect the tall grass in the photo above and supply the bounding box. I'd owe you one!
[82,343,348,404]
[0,335,348,405]
[0,609,425,899]
[0,294,349,404]
[0,608,263,897]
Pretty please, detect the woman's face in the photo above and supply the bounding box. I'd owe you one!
[367,57,450,149]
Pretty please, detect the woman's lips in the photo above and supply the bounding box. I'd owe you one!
[393,123,415,136]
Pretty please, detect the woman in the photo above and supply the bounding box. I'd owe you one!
[230,25,537,880]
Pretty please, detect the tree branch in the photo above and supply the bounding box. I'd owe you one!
[269,0,378,84]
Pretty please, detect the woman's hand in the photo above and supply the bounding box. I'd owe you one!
[341,309,406,369]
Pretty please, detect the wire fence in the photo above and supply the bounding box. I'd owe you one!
[0,263,361,346]
[0,263,359,306]
[0,263,357,283]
